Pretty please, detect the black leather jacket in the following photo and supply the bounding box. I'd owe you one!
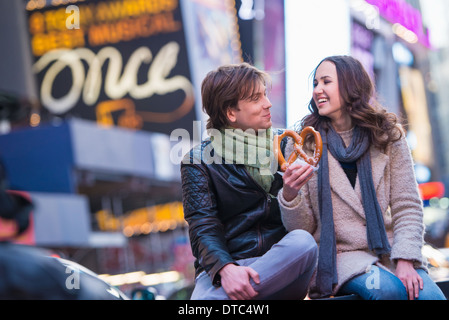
[181,138,286,286]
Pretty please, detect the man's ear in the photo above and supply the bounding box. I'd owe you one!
[226,107,236,123]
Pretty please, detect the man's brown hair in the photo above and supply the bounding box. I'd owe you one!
[201,63,271,130]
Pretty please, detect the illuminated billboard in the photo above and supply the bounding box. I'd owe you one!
[26,0,196,135]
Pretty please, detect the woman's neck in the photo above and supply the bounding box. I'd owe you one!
[331,114,353,132]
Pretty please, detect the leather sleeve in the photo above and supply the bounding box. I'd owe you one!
[181,163,236,286]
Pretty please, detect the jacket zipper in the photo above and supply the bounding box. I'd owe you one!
[242,166,272,252]
[241,166,272,212]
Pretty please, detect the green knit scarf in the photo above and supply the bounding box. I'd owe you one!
[211,127,276,193]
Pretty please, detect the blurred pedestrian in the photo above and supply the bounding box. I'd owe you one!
[0,160,77,299]
[181,62,317,300]
[279,55,446,300]
[0,159,124,300]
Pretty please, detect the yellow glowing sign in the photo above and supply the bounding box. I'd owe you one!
[95,201,186,236]
[96,98,142,129]
[28,0,181,56]
[399,66,433,166]
[88,11,181,47]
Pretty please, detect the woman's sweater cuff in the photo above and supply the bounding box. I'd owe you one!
[278,187,302,209]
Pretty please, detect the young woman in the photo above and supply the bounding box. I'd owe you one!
[278,55,446,300]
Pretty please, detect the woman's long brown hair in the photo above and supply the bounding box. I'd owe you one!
[300,55,403,150]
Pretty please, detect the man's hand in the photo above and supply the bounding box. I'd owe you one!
[218,263,260,300]
[395,259,423,300]
[282,163,314,202]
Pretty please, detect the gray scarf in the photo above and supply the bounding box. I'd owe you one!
[316,125,391,297]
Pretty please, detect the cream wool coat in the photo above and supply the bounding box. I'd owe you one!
[278,129,427,298]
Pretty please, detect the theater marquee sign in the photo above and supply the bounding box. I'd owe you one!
[26,0,196,134]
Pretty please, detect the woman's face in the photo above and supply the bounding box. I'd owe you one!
[313,60,346,122]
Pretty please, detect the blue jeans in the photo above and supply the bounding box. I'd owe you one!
[190,230,318,300]
[338,265,446,300]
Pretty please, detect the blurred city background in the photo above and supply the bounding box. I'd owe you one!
[1,0,449,299]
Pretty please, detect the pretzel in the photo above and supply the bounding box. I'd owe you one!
[274,127,323,171]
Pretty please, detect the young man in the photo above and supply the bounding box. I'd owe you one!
[181,63,317,300]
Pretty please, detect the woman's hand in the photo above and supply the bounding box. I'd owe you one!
[395,259,423,300]
[282,163,314,202]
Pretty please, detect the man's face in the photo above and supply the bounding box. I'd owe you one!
[226,82,272,132]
